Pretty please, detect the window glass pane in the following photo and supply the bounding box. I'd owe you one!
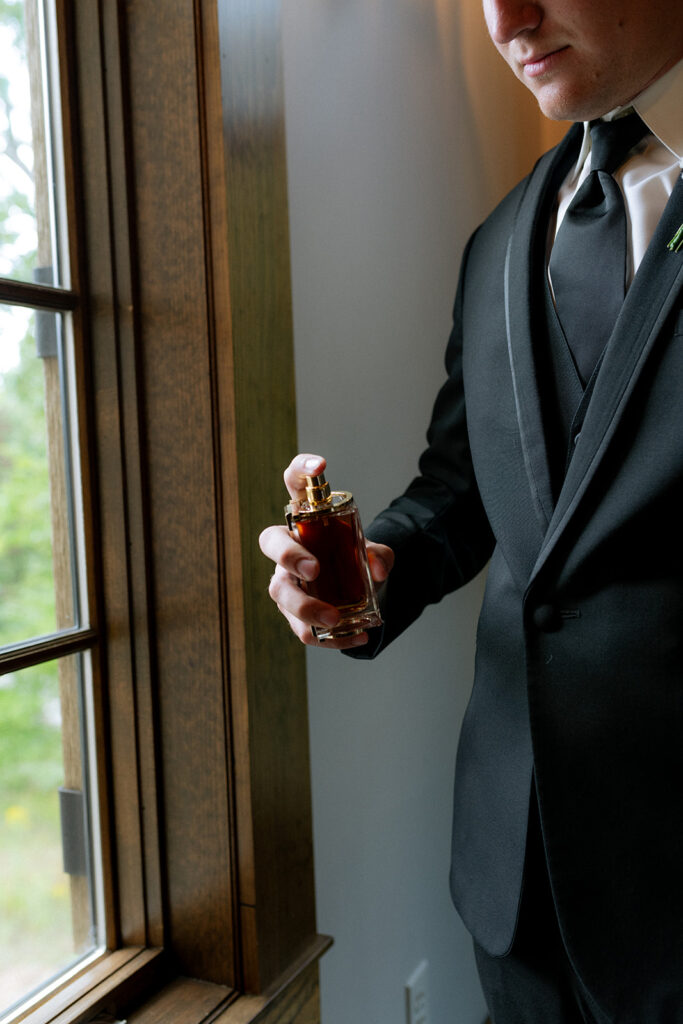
[0,0,66,287]
[0,304,80,647]
[0,654,100,1015]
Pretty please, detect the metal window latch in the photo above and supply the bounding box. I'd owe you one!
[58,786,87,877]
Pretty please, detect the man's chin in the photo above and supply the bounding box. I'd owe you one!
[534,87,595,123]
[531,78,621,123]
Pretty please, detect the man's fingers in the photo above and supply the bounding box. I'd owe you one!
[258,524,318,580]
[283,453,327,500]
[267,563,337,627]
[267,565,368,649]
[278,601,370,651]
[260,459,391,653]
[367,541,394,582]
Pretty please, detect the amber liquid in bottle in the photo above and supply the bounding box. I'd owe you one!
[285,473,382,640]
[293,508,367,611]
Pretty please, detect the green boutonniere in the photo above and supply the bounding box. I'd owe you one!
[667,224,683,253]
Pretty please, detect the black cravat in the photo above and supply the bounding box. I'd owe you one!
[549,113,649,385]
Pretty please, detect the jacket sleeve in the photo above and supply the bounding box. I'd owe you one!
[350,233,495,658]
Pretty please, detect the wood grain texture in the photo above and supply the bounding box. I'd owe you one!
[214,964,321,1024]
[96,0,167,950]
[17,949,165,1024]
[120,0,236,984]
[252,963,321,1024]
[126,977,232,1024]
[67,0,320,1001]
[71,0,151,950]
[122,952,326,1024]
[214,0,316,991]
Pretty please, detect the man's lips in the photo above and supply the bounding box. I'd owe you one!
[521,46,570,77]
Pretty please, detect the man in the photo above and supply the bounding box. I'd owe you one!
[260,0,683,1020]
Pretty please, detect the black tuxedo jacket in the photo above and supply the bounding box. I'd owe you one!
[359,124,683,1017]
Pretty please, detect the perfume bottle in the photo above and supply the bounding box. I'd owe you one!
[285,472,383,641]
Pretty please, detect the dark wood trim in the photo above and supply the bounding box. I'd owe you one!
[20,0,325,1016]
[67,0,156,955]
[118,0,240,984]
[126,977,234,1024]
[248,962,321,1024]
[221,935,332,1022]
[124,937,332,1024]
[214,0,316,992]
[15,949,167,1024]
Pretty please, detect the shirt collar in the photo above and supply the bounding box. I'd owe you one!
[573,57,683,173]
[632,57,683,165]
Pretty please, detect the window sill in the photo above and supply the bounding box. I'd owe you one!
[8,934,332,1024]
[11,948,167,1024]
[127,935,332,1024]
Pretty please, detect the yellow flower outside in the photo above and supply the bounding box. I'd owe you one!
[4,804,30,826]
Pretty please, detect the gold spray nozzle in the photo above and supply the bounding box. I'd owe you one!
[305,473,332,506]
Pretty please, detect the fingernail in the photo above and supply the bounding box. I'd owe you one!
[303,457,322,472]
[297,558,317,581]
[319,609,339,628]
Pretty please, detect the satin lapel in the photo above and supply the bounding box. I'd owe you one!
[503,124,583,535]
[532,174,683,580]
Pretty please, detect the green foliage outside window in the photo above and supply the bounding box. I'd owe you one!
[0,319,56,644]
[0,0,74,1006]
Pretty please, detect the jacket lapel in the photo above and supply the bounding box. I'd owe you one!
[502,125,582,539]
[531,174,683,580]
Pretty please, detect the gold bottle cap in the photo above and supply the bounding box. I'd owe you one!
[305,473,332,506]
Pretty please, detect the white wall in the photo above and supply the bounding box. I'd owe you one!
[281,2,549,1021]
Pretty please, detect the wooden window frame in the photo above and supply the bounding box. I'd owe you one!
[4,0,329,1022]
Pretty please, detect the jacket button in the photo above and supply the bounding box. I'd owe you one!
[532,604,561,632]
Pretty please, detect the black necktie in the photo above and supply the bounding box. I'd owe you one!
[549,113,649,385]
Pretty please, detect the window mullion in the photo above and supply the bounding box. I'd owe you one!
[0,627,97,676]
[0,279,77,311]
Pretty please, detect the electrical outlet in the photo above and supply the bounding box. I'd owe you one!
[406,959,431,1024]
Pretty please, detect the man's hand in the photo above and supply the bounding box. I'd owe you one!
[258,453,394,649]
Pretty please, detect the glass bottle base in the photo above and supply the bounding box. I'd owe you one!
[312,608,383,642]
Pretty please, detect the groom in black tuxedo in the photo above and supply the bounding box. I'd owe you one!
[260,0,683,1020]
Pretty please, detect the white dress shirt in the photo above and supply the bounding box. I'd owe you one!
[551,58,683,285]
